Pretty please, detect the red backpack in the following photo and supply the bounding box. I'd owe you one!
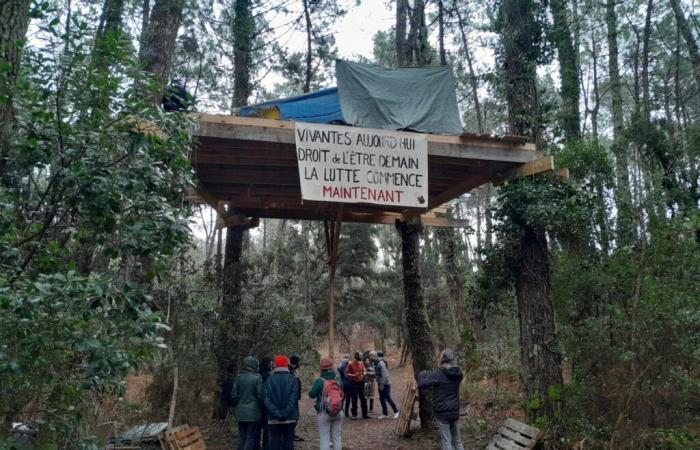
[321,379,344,416]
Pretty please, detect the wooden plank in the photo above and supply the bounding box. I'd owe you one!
[174,426,200,440]
[403,171,495,220]
[394,382,417,437]
[497,426,536,447]
[178,430,203,447]
[181,441,206,450]
[194,114,539,163]
[491,434,527,450]
[503,418,542,440]
[514,156,554,178]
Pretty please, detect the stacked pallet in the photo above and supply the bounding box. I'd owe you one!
[393,382,418,437]
[486,418,543,450]
[159,425,206,450]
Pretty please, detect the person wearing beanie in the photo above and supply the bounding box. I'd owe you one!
[417,349,465,450]
[309,357,343,450]
[232,356,263,450]
[372,351,399,419]
[263,355,299,450]
[288,355,304,443]
[347,352,369,419]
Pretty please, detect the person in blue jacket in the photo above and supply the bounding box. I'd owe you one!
[417,349,464,450]
[263,355,299,450]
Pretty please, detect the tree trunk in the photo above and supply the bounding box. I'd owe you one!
[138,0,185,105]
[410,0,430,67]
[232,0,254,108]
[397,220,435,428]
[605,0,633,247]
[302,0,313,93]
[550,0,581,141]
[0,0,31,178]
[455,7,484,134]
[515,225,564,421]
[499,0,563,423]
[641,0,653,123]
[140,0,150,48]
[501,0,540,140]
[395,0,411,67]
[437,0,447,66]
[212,224,246,419]
[669,0,700,90]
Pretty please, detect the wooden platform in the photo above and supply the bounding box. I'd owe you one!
[486,418,543,450]
[190,114,547,225]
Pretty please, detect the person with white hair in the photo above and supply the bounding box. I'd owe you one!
[417,349,465,450]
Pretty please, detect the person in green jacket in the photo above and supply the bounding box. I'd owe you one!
[308,357,343,450]
[232,356,264,450]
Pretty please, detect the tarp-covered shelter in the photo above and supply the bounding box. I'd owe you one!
[192,60,552,226]
[239,60,463,135]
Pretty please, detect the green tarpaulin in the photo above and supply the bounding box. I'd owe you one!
[335,60,463,135]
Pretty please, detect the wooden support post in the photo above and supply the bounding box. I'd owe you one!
[324,208,342,358]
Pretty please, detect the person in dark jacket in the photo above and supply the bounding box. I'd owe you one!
[263,355,299,450]
[232,357,264,450]
[257,356,272,450]
[417,349,464,450]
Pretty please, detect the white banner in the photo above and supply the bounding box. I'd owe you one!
[294,122,428,208]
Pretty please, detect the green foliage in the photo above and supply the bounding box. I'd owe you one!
[553,215,700,443]
[0,6,194,446]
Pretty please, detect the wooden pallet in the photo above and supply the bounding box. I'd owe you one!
[393,382,418,437]
[486,418,543,450]
[159,425,207,450]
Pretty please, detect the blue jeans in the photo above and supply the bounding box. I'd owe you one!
[437,420,464,450]
[379,384,398,416]
[317,411,343,450]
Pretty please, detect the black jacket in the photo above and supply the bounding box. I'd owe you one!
[417,366,463,422]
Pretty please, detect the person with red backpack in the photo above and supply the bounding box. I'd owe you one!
[308,357,344,450]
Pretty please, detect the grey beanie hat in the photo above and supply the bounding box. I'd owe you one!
[439,349,455,364]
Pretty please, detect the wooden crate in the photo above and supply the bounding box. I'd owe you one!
[160,425,207,450]
[393,382,418,437]
[486,418,543,450]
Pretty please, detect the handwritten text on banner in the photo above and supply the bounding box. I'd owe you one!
[294,122,428,208]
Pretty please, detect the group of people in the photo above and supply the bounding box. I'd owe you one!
[336,351,400,421]
[228,349,465,450]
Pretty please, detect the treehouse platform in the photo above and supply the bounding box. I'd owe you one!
[189,114,551,226]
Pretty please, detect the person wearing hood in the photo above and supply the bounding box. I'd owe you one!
[309,357,344,450]
[417,349,465,450]
[263,355,299,450]
[232,356,264,450]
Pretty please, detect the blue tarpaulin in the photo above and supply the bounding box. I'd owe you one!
[239,88,345,124]
[238,60,463,135]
